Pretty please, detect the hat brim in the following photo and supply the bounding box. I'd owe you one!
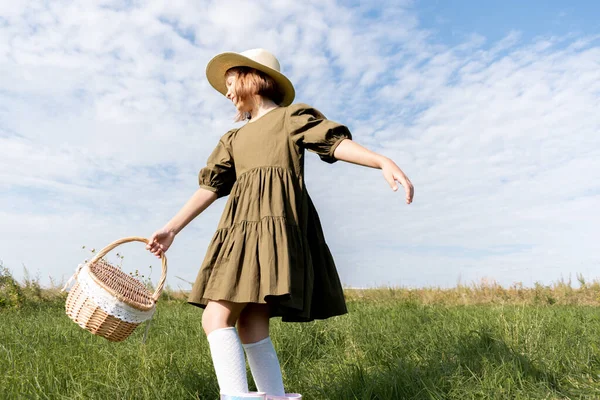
[206,52,295,107]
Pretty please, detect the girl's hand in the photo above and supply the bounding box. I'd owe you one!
[146,229,175,259]
[381,158,414,204]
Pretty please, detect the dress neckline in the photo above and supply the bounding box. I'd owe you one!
[246,106,283,125]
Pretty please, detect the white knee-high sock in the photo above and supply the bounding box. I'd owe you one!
[243,336,285,396]
[207,327,248,394]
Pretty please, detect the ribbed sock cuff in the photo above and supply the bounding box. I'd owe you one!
[242,336,285,396]
[207,327,248,394]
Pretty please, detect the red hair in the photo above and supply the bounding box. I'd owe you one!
[227,67,283,121]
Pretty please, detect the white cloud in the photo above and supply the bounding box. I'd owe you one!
[1,0,599,290]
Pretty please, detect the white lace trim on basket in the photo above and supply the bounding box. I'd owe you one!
[67,263,156,324]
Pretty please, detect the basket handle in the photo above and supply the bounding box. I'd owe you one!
[88,236,167,302]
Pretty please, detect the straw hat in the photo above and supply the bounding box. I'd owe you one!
[206,48,295,106]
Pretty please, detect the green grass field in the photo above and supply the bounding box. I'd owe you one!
[2,264,600,399]
[2,293,600,399]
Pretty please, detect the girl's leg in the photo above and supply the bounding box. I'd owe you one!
[203,300,248,394]
[202,299,246,335]
[238,303,285,396]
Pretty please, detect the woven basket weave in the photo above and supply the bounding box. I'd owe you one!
[65,236,167,342]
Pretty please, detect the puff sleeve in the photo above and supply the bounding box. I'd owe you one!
[286,103,352,164]
[198,130,237,198]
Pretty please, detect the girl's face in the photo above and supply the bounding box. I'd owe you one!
[225,71,253,113]
[225,72,238,107]
[225,67,278,121]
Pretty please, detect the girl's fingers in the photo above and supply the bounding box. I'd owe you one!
[392,172,414,203]
[145,233,166,258]
[148,239,168,258]
[149,243,163,256]
[146,234,158,250]
[406,183,414,204]
[384,172,398,191]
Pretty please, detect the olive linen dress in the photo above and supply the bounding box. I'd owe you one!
[188,103,352,322]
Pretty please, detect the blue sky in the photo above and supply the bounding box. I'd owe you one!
[1,0,599,290]
[418,0,600,43]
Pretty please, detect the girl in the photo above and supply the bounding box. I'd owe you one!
[146,48,414,399]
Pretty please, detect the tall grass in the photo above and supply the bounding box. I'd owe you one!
[0,262,64,309]
[1,263,600,399]
[3,260,600,308]
[344,275,600,306]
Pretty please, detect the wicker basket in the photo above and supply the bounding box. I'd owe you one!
[64,236,167,342]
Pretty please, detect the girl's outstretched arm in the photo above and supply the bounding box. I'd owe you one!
[146,188,218,258]
[333,139,414,204]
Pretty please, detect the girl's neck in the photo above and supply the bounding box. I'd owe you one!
[248,97,279,123]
